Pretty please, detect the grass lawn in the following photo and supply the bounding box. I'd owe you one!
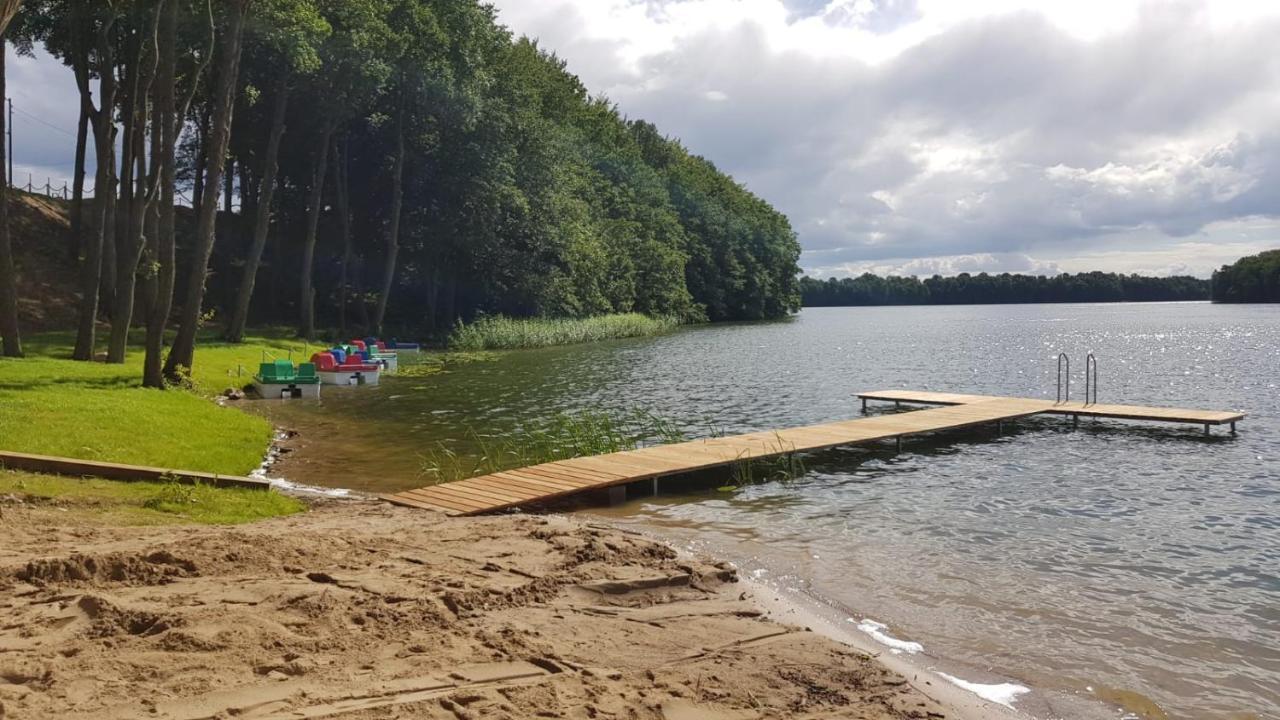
[0,328,316,476]
[0,469,305,525]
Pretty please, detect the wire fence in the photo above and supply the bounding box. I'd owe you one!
[8,173,198,207]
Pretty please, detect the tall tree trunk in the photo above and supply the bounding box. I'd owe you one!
[191,104,209,209]
[100,132,118,321]
[334,134,351,338]
[106,26,146,364]
[144,1,178,387]
[72,18,118,361]
[68,102,88,263]
[225,81,288,343]
[374,112,405,335]
[162,0,249,381]
[223,157,234,212]
[298,119,333,339]
[0,45,21,357]
[141,90,162,337]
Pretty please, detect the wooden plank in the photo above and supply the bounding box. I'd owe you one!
[427,483,522,507]
[474,472,577,493]
[473,471,578,491]
[555,455,664,480]
[495,469,596,489]
[511,465,608,486]
[465,474,570,497]
[447,481,535,504]
[538,461,630,481]
[0,450,268,490]
[393,489,479,514]
[382,493,460,515]
[406,486,494,512]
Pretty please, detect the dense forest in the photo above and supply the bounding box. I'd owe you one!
[1211,250,1280,303]
[800,271,1210,307]
[0,0,801,380]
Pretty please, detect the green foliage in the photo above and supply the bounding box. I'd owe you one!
[800,271,1211,306]
[16,0,803,362]
[447,313,678,351]
[0,470,305,525]
[1211,249,1280,303]
[420,409,688,483]
[0,331,302,475]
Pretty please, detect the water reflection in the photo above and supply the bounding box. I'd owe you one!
[255,303,1279,719]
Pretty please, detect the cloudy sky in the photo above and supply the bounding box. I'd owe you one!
[485,0,1280,278]
[8,0,1280,278]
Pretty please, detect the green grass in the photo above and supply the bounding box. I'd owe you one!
[448,313,679,351]
[0,470,305,525]
[0,329,319,475]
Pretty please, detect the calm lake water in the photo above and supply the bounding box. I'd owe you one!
[256,303,1278,720]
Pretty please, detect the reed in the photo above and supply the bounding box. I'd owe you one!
[448,313,679,351]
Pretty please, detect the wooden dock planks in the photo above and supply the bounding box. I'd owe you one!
[383,391,1244,517]
[856,390,1246,425]
[384,398,1051,516]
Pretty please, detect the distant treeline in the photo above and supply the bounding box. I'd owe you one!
[1211,250,1280,303]
[800,271,1210,307]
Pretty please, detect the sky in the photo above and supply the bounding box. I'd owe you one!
[8,0,1280,278]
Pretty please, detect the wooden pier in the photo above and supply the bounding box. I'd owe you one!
[384,391,1244,517]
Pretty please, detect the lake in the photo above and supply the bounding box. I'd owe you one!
[255,302,1278,720]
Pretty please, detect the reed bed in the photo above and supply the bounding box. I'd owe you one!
[448,313,679,351]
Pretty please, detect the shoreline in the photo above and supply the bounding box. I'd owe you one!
[4,496,975,719]
[588,515,1124,720]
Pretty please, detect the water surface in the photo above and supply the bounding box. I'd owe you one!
[255,303,1279,719]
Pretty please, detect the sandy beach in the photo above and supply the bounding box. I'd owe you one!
[0,497,999,720]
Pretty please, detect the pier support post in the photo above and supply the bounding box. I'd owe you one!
[894,401,901,410]
[895,436,902,453]
[608,485,626,506]
[652,476,659,496]
[1231,421,1237,435]
[1204,424,1211,437]
[861,397,867,414]
[1073,414,1079,428]
[997,420,1004,436]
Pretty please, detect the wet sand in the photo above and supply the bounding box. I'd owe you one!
[0,497,1014,720]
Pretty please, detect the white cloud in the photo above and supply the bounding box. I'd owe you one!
[491,0,1280,277]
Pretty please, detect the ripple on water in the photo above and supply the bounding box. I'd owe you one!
[255,304,1280,720]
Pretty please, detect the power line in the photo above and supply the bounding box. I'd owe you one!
[10,103,78,138]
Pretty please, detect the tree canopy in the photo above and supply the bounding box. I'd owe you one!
[3,0,801,377]
[1211,250,1280,303]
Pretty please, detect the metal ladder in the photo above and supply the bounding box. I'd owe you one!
[1083,353,1098,407]
[1056,353,1070,404]
[1056,352,1099,406]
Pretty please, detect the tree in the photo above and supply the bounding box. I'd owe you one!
[162,0,250,380]
[0,0,24,357]
[296,0,391,339]
[223,0,326,342]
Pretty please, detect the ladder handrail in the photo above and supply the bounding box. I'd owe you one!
[1084,353,1098,406]
[1056,353,1070,404]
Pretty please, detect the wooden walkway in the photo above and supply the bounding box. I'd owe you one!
[856,390,1245,427]
[385,390,1243,516]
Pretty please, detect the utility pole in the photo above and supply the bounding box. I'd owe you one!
[5,96,10,185]
[6,98,11,187]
